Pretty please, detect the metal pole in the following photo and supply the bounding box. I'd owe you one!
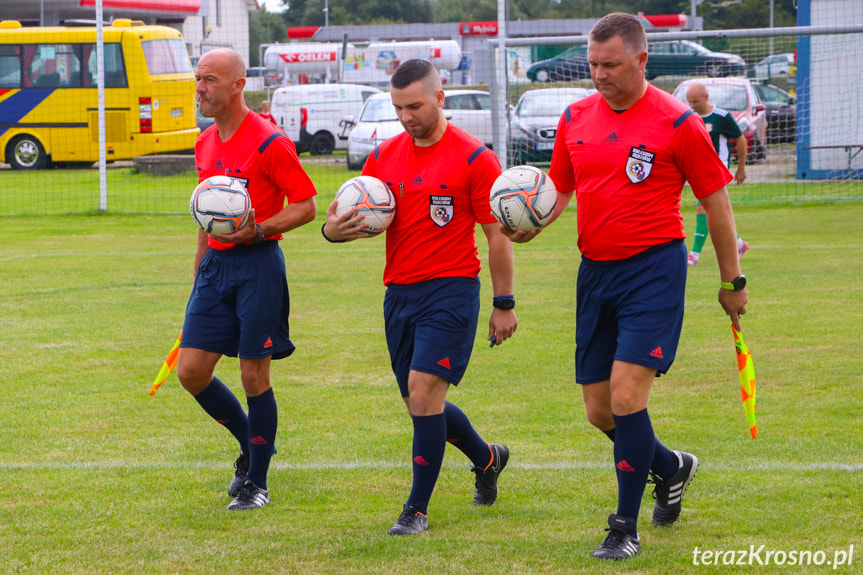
[324,0,329,27]
[492,0,508,169]
[769,0,775,55]
[96,0,108,211]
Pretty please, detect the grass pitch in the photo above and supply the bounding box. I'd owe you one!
[0,201,861,574]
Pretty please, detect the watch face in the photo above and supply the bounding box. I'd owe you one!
[494,299,515,310]
[733,276,747,290]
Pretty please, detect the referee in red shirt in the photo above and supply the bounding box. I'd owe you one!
[323,59,517,535]
[504,13,749,559]
[178,49,317,511]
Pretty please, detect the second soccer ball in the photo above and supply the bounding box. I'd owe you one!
[489,165,557,232]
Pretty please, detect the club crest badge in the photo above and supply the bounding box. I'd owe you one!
[625,147,655,184]
[430,195,454,227]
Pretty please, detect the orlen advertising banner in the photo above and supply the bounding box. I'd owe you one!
[266,40,461,85]
[278,51,338,64]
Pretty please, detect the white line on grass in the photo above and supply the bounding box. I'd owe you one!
[4,461,862,472]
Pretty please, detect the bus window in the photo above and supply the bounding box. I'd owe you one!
[84,43,127,88]
[0,45,20,88]
[142,39,192,75]
[22,44,80,88]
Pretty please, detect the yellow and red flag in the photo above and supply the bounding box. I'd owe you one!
[149,332,182,396]
[732,324,757,438]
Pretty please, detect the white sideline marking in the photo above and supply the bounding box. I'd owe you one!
[3,461,862,472]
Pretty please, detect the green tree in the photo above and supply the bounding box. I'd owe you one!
[296,0,432,25]
[249,9,289,67]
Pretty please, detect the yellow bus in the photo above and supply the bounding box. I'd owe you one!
[0,19,198,170]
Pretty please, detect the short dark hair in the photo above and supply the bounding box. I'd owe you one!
[589,12,647,54]
[390,59,436,90]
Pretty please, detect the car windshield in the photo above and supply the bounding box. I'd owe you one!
[678,84,748,111]
[360,97,398,122]
[756,85,791,104]
[705,85,748,111]
[517,93,582,117]
[557,46,587,59]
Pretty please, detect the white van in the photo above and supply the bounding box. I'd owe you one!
[270,84,382,155]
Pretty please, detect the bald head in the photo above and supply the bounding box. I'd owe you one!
[198,49,246,82]
[686,83,712,116]
[195,48,248,130]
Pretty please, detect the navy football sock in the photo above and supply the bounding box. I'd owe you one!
[650,437,680,481]
[602,428,616,442]
[193,376,249,453]
[443,401,492,469]
[612,409,656,535]
[407,413,447,514]
[245,387,278,490]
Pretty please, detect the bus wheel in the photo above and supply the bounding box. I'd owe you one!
[7,135,49,170]
[309,132,335,156]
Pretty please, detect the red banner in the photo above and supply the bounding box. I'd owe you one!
[279,52,338,64]
[459,22,498,36]
[80,0,202,14]
[287,27,320,39]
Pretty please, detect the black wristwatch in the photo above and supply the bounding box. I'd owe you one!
[251,223,265,245]
[492,296,516,310]
[720,275,747,291]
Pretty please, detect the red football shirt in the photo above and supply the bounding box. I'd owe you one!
[196,111,317,250]
[258,112,278,125]
[363,123,501,286]
[549,85,733,261]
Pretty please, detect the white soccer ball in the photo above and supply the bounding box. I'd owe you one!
[334,176,396,234]
[190,176,251,235]
[489,165,557,232]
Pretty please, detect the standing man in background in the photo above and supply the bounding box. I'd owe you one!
[322,59,517,536]
[258,100,278,126]
[503,14,749,560]
[685,82,750,266]
[178,48,317,511]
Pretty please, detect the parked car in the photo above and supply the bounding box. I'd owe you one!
[672,77,768,162]
[527,41,745,83]
[441,89,494,148]
[343,93,401,170]
[752,53,795,79]
[527,45,590,83]
[244,67,267,92]
[342,90,493,170]
[197,108,215,132]
[753,83,796,144]
[646,41,746,79]
[508,87,594,165]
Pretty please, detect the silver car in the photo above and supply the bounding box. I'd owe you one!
[342,90,493,171]
[343,93,404,171]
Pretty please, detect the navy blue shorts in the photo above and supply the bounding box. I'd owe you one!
[384,277,480,397]
[182,241,295,360]
[575,240,687,384]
